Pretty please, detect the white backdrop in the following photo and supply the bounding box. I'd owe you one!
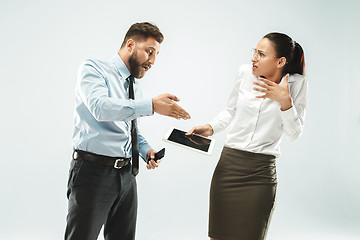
[1,0,359,239]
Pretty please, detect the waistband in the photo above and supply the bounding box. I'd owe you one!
[73,149,131,169]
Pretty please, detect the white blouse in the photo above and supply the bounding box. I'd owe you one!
[209,64,308,157]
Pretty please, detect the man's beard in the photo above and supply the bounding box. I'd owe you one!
[129,49,145,79]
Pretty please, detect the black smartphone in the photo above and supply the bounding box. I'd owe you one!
[153,148,165,162]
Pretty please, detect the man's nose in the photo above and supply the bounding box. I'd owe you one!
[149,54,156,65]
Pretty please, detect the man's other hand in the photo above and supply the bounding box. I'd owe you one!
[146,149,161,170]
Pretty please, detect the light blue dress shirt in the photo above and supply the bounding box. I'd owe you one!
[72,54,153,161]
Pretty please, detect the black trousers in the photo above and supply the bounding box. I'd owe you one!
[65,158,137,240]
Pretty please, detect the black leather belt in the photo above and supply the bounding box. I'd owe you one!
[73,150,131,169]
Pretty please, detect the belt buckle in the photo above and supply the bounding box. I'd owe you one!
[114,159,125,169]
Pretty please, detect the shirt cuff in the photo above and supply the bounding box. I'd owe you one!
[208,121,218,134]
[139,144,152,162]
[280,105,298,121]
[134,98,153,117]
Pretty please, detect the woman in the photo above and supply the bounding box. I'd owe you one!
[187,33,307,240]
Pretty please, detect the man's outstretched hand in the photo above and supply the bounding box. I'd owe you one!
[152,93,191,120]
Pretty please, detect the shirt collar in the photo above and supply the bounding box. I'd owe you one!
[113,54,133,81]
[282,74,296,84]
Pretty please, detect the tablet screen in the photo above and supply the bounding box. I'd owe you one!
[164,128,214,154]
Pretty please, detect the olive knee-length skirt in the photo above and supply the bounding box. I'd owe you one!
[209,147,277,240]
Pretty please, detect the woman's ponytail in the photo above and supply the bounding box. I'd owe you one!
[285,41,305,75]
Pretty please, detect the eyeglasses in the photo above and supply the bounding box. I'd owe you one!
[251,48,266,61]
[251,48,278,61]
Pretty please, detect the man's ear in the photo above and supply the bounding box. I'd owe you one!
[277,57,287,69]
[126,39,136,53]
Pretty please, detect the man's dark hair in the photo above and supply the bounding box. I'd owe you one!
[121,22,164,48]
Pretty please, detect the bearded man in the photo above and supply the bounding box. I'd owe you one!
[65,22,190,240]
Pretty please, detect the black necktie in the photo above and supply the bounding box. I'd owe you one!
[128,75,139,176]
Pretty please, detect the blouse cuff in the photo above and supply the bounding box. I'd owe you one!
[280,105,298,121]
[208,121,218,134]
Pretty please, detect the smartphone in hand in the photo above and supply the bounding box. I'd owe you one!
[154,148,165,162]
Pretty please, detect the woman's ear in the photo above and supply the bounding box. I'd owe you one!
[277,57,287,69]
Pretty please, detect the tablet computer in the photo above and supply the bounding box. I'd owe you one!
[163,127,215,155]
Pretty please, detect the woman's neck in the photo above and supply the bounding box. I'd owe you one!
[262,71,283,84]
